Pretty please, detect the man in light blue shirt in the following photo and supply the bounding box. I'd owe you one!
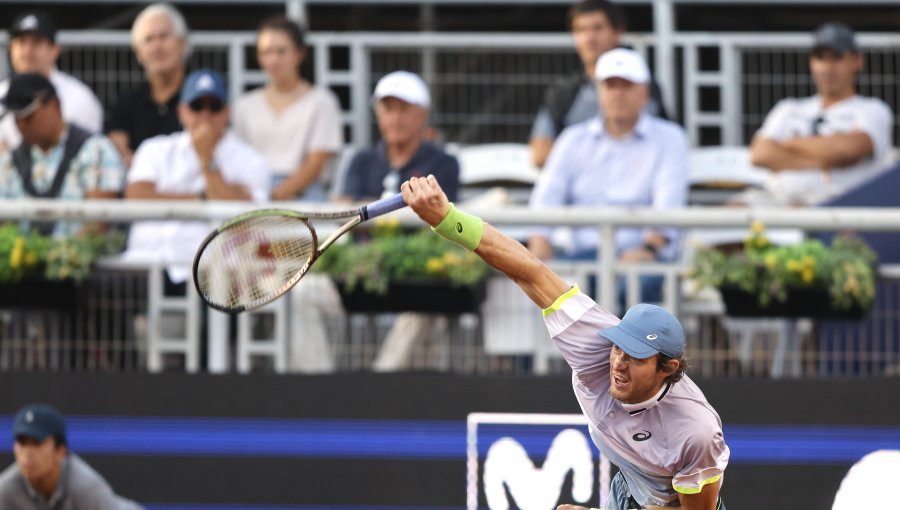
[528,48,689,304]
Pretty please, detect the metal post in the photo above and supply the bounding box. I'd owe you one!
[653,0,677,122]
[599,224,617,312]
[285,0,308,29]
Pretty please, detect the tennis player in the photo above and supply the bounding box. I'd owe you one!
[401,175,729,510]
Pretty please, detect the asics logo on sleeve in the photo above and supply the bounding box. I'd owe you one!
[632,430,652,441]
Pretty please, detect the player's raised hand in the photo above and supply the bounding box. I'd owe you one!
[401,174,451,227]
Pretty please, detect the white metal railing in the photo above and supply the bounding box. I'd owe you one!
[1,200,899,376]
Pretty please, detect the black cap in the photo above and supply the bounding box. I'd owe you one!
[0,73,56,119]
[13,404,67,443]
[812,22,858,55]
[9,12,57,43]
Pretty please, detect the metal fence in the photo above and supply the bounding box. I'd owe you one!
[3,29,900,148]
[0,201,899,379]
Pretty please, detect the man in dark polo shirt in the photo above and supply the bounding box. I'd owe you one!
[106,4,189,167]
[339,70,460,203]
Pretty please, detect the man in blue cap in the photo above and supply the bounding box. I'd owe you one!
[400,176,729,510]
[124,68,269,288]
[0,403,143,509]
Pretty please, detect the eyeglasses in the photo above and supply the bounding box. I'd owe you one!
[188,98,225,113]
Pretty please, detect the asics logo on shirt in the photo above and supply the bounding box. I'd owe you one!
[632,430,652,441]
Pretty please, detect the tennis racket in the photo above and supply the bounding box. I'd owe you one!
[192,193,407,313]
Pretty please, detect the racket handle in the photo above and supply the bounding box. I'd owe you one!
[362,193,407,220]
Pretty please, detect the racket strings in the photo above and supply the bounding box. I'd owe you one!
[196,215,317,310]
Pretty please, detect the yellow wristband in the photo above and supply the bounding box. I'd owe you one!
[431,203,484,251]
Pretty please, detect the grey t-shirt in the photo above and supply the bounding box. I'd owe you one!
[0,453,143,510]
[543,287,730,507]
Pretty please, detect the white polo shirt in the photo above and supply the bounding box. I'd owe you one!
[0,69,104,150]
[755,94,893,204]
[543,287,729,507]
[124,130,270,282]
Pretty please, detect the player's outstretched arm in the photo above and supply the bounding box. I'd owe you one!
[402,175,569,309]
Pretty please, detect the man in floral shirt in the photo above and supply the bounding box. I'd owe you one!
[0,73,125,237]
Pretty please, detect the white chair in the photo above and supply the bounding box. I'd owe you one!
[688,146,770,205]
[455,143,540,205]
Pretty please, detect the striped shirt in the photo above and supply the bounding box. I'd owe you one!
[543,287,729,506]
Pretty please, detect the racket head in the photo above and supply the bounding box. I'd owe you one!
[193,210,319,313]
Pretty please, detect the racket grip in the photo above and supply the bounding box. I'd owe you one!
[362,193,407,220]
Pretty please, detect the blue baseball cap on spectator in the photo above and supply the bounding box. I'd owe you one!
[13,403,67,443]
[180,69,228,105]
[598,303,685,358]
[812,22,858,56]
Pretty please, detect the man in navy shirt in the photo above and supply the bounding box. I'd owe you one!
[339,70,459,202]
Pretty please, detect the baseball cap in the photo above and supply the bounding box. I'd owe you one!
[9,12,57,43]
[180,69,228,105]
[13,404,67,443]
[594,48,650,85]
[598,303,684,358]
[372,71,431,108]
[812,22,858,55]
[0,73,57,119]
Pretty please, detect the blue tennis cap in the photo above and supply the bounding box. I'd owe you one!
[181,69,228,104]
[13,403,66,443]
[598,303,684,358]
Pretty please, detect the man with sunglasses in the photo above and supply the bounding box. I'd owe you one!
[0,11,104,153]
[0,73,124,236]
[124,69,269,288]
[746,22,893,206]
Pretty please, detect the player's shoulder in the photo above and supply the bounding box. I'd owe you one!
[666,378,723,429]
[0,463,21,492]
[848,95,893,117]
[66,454,113,491]
[644,115,688,143]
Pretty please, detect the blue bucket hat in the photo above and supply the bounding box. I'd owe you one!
[180,69,228,105]
[599,303,684,358]
[13,403,66,443]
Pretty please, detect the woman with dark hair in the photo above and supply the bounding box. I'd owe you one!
[234,16,343,201]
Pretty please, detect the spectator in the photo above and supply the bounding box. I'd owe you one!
[339,71,459,202]
[0,403,143,509]
[292,71,460,373]
[106,3,189,168]
[528,48,688,305]
[234,16,342,201]
[747,22,893,206]
[0,73,124,237]
[124,69,269,285]
[529,0,668,168]
[0,11,104,152]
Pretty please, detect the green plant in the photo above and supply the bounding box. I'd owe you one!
[0,223,126,283]
[312,216,490,295]
[690,222,877,311]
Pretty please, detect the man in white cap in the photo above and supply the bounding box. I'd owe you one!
[339,70,459,203]
[290,71,460,373]
[528,48,689,307]
[400,174,729,509]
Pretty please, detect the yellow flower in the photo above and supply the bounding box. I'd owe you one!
[442,251,462,266]
[802,269,815,283]
[751,221,765,235]
[764,253,778,269]
[425,258,445,274]
[9,237,24,269]
[787,260,801,272]
[802,256,816,268]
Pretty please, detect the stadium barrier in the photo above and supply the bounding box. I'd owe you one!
[1,372,899,510]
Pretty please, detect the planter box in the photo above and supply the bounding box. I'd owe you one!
[720,285,869,320]
[337,279,487,314]
[0,279,87,310]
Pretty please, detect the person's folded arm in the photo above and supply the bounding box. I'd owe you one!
[749,136,823,171]
[781,132,874,170]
